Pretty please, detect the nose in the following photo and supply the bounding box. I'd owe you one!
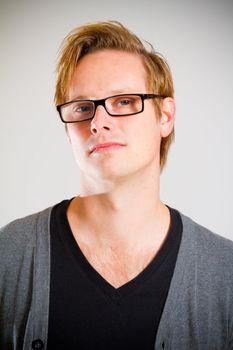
[90,105,114,135]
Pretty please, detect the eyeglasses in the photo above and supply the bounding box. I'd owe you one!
[56,93,165,123]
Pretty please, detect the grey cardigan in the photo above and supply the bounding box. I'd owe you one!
[1,206,233,350]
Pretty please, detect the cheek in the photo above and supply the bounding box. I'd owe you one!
[132,116,160,151]
[66,125,89,163]
[67,123,89,148]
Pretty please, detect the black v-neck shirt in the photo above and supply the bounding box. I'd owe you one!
[47,199,183,350]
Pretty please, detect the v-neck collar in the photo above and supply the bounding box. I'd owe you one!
[60,199,182,300]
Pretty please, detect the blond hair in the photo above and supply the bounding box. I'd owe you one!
[55,21,175,172]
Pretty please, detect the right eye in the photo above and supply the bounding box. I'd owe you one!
[74,103,92,114]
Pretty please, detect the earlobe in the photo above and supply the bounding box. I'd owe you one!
[160,98,176,137]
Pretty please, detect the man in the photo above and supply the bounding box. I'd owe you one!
[1,21,233,350]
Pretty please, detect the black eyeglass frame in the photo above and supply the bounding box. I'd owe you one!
[56,93,166,123]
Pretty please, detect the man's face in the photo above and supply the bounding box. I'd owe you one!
[66,49,171,184]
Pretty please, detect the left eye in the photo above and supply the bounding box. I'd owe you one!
[118,99,131,106]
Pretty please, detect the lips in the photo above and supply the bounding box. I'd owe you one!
[90,142,126,154]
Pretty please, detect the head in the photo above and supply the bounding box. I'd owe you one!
[55,20,175,173]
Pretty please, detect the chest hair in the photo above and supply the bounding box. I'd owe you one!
[77,239,159,288]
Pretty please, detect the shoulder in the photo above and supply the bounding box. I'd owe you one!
[0,206,53,258]
[179,211,233,278]
[180,211,233,251]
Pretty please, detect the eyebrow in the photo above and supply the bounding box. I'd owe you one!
[70,89,142,101]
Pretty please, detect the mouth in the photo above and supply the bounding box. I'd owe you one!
[90,142,126,154]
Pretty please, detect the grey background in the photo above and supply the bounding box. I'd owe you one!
[1,0,232,240]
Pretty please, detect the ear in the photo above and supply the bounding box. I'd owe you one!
[160,97,176,138]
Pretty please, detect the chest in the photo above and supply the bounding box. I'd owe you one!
[76,240,158,288]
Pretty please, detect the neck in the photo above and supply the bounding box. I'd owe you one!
[68,165,170,249]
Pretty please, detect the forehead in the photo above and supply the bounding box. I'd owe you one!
[68,49,148,99]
